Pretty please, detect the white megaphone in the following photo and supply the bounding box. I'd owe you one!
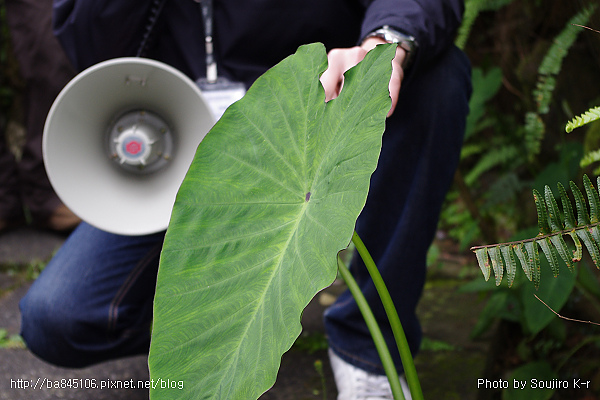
[43,57,215,236]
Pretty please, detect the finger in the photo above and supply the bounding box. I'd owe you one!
[320,66,343,102]
[320,49,347,102]
[320,47,368,102]
[387,58,403,117]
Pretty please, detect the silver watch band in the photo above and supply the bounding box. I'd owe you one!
[363,25,418,70]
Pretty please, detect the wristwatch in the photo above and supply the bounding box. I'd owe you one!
[363,25,418,70]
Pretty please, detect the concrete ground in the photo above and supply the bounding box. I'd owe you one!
[0,226,492,399]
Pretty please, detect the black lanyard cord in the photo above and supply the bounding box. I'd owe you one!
[136,0,167,57]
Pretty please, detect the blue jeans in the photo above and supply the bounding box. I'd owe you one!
[20,45,471,371]
[20,223,164,367]
[324,45,471,374]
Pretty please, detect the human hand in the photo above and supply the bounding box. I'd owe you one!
[320,37,405,117]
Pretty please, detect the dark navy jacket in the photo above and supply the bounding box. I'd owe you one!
[53,0,464,86]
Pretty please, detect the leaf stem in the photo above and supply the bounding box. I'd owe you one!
[336,256,405,400]
[534,294,600,326]
[351,231,424,400]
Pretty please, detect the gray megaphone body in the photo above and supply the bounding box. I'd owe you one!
[43,57,215,236]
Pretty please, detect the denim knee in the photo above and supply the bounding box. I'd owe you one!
[19,285,88,368]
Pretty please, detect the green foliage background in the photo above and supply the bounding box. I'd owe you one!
[452,0,600,249]
[453,1,600,396]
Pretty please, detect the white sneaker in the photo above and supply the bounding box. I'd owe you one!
[328,349,412,400]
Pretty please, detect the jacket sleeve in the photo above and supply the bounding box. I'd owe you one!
[53,0,154,71]
[361,0,464,71]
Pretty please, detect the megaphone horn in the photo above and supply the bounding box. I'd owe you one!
[43,57,215,236]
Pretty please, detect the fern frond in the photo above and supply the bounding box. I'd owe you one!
[549,234,573,271]
[584,175,600,223]
[533,188,550,234]
[538,5,597,75]
[576,228,600,266]
[524,112,544,159]
[501,245,517,287]
[580,148,600,169]
[524,5,597,159]
[558,182,576,229]
[471,175,600,288]
[527,240,541,289]
[455,0,483,50]
[455,0,516,49]
[566,106,600,133]
[488,246,504,286]
[513,243,532,281]
[569,230,583,265]
[538,10,593,76]
[571,181,590,226]
[533,76,556,115]
[474,247,491,281]
[537,237,560,277]
[544,186,563,231]
[464,145,520,185]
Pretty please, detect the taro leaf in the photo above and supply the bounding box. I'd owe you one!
[148,43,396,400]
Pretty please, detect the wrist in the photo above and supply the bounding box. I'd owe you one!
[362,26,417,70]
[360,36,387,51]
[360,37,407,72]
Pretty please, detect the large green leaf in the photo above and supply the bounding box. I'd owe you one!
[148,42,395,399]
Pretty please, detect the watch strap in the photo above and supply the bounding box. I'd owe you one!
[363,25,418,70]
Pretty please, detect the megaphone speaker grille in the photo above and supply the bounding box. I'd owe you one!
[43,57,215,236]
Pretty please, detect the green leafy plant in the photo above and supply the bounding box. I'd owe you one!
[567,106,600,134]
[464,24,600,393]
[471,92,600,289]
[569,105,600,174]
[0,329,24,349]
[148,43,419,400]
[447,3,598,251]
[455,0,517,51]
[445,6,600,399]
[471,174,600,288]
[524,4,598,159]
[462,224,577,335]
